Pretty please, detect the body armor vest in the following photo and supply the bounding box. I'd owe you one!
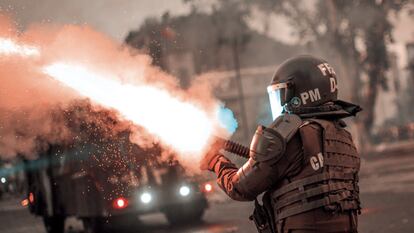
[270,119,361,221]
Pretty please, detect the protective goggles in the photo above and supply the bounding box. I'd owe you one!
[267,82,291,120]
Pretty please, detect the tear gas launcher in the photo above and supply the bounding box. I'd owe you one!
[214,137,250,159]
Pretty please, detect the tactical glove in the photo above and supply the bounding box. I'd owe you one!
[199,139,226,171]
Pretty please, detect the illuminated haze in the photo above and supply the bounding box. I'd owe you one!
[0,15,237,169]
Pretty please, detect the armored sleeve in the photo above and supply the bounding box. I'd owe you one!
[212,133,303,201]
[211,114,304,201]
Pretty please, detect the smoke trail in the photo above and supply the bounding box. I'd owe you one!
[0,15,237,170]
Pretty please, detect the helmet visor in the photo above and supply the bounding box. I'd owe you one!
[267,83,288,120]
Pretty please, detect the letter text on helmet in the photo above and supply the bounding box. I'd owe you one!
[309,88,321,102]
[330,78,337,92]
[300,92,309,105]
[300,88,321,105]
[317,63,336,76]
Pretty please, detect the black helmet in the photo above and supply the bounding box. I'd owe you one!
[268,55,360,119]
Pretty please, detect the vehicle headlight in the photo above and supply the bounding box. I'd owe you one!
[0,177,6,184]
[140,192,152,204]
[179,185,191,197]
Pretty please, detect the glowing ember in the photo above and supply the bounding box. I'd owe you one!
[0,38,40,57]
[43,62,214,153]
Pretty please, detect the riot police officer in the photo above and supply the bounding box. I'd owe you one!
[201,55,362,233]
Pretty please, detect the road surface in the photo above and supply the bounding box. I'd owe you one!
[1,153,414,233]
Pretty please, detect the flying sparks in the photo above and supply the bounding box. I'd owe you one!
[43,62,215,153]
[0,36,235,155]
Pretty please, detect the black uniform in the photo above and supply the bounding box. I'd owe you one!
[209,115,360,233]
[203,55,362,233]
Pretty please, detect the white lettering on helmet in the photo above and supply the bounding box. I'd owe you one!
[317,63,336,77]
[310,152,324,171]
[301,88,321,105]
[309,88,321,102]
[317,64,328,76]
[330,77,337,92]
[300,92,309,105]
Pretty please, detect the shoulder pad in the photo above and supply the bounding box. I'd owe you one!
[270,114,302,142]
[250,114,302,162]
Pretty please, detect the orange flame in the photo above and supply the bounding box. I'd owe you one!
[0,38,40,57]
[0,36,232,160]
[42,62,216,153]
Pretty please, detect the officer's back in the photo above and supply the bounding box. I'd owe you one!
[201,55,362,233]
[271,117,360,232]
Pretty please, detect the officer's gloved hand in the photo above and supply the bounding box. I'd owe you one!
[200,139,226,171]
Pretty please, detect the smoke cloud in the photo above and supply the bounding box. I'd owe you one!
[0,14,236,171]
